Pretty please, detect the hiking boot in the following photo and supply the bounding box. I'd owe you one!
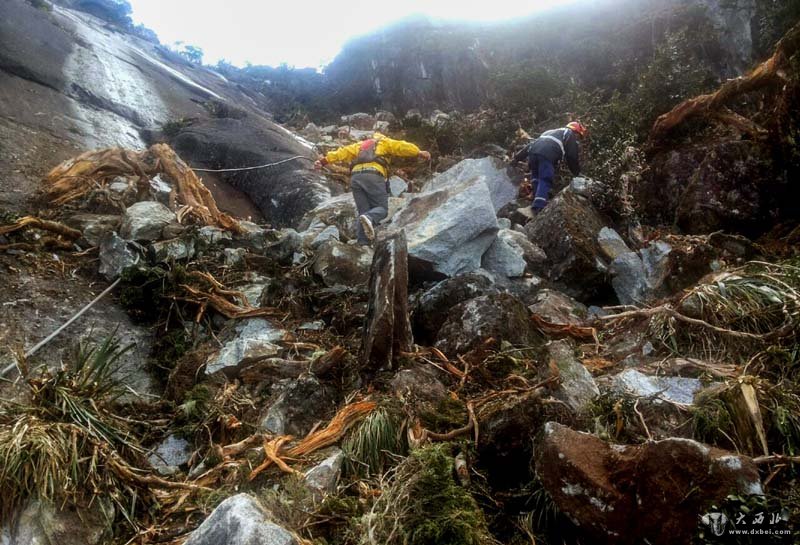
[359,214,375,242]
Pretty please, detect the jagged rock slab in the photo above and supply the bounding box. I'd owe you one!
[597,227,631,261]
[423,156,517,213]
[361,232,413,373]
[298,193,357,241]
[388,174,498,278]
[536,422,763,545]
[120,201,176,241]
[184,494,297,545]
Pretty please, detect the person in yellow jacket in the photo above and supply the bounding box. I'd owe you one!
[315,133,430,245]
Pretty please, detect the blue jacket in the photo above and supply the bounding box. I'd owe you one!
[514,128,581,176]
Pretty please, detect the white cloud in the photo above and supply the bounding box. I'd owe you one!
[129,0,581,68]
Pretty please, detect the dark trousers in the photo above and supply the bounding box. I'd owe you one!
[351,171,389,244]
[530,154,555,210]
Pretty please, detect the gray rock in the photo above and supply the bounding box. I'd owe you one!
[184,494,297,545]
[341,112,376,130]
[197,226,232,246]
[98,231,140,280]
[597,227,632,261]
[482,229,547,278]
[264,229,302,263]
[373,120,391,133]
[435,293,541,356]
[206,319,286,376]
[298,194,357,241]
[388,174,498,278]
[375,110,397,124]
[481,232,526,278]
[224,247,247,267]
[528,289,588,326]
[413,273,499,343]
[313,240,373,287]
[611,369,703,405]
[239,282,269,307]
[545,340,599,413]
[298,320,325,331]
[569,176,597,198]
[423,157,517,213]
[497,218,512,229]
[495,275,546,306]
[388,176,409,197]
[610,251,649,305]
[65,213,120,247]
[639,240,673,293]
[150,236,195,263]
[120,201,176,242]
[304,448,345,497]
[0,501,110,545]
[148,434,192,476]
[310,225,340,249]
[260,375,334,436]
[148,174,173,204]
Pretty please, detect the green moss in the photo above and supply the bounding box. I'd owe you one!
[691,396,735,448]
[361,444,493,545]
[419,397,468,434]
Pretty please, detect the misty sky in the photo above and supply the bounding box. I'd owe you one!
[129,0,582,68]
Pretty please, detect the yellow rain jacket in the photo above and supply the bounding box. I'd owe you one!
[324,133,421,178]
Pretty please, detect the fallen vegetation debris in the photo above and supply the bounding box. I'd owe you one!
[650,20,800,140]
[42,144,242,233]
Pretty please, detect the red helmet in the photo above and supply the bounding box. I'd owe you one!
[567,121,588,137]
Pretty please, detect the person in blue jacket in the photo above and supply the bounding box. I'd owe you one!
[513,121,587,212]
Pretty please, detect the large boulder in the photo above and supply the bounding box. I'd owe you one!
[312,240,373,287]
[422,157,518,212]
[639,140,787,236]
[435,293,540,356]
[536,423,764,545]
[170,118,333,229]
[387,175,498,278]
[412,273,499,343]
[120,201,176,241]
[184,494,297,545]
[524,191,609,300]
[361,232,413,373]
